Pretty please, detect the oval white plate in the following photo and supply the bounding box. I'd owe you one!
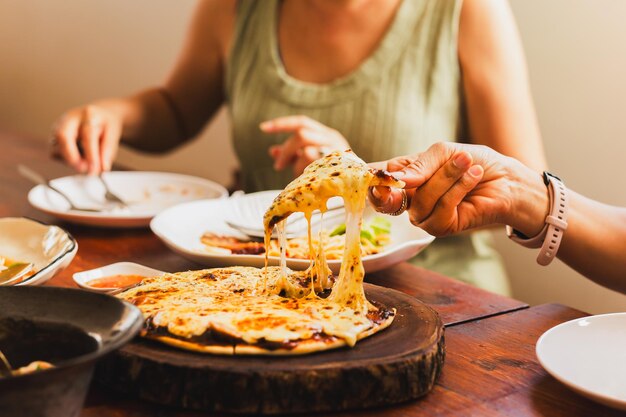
[0,217,77,286]
[73,262,164,292]
[28,171,228,228]
[150,193,434,274]
[536,313,626,411]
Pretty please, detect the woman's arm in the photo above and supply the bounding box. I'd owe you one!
[458,0,547,170]
[53,0,235,173]
[369,143,626,294]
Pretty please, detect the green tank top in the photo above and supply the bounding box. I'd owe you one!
[225,0,510,295]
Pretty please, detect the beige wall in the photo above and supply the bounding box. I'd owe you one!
[1,0,625,312]
[0,0,237,186]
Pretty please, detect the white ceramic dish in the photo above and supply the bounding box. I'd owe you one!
[225,190,345,238]
[536,313,626,411]
[73,262,164,293]
[28,171,228,228]
[0,217,77,286]
[150,192,435,274]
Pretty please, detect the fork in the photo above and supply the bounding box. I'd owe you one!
[18,165,103,212]
[98,173,128,207]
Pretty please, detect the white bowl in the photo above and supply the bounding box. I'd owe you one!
[73,262,164,292]
[0,217,77,286]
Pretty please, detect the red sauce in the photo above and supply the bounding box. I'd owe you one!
[87,274,145,289]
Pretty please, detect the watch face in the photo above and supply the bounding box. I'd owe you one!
[543,171,562,186]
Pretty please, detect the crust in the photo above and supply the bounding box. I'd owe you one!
[147,308,396,356]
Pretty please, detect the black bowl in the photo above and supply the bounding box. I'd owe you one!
[0,286,143,417]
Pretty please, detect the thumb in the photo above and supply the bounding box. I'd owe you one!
[395,143,458,188]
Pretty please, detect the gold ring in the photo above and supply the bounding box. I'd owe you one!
[388,189,408,216]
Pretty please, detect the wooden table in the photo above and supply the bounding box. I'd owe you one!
[2,132,621,416]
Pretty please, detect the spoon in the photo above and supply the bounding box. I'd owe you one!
[18,165,103,212]
[0,262,34,286]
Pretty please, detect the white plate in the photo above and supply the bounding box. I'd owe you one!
[225,190,345,238]
[0,217,77,286]
[28,171,228,227]
[150,192,434,274]
[536,313,626,411]
[73,262,164,292]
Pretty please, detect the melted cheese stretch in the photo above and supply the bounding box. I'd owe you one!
[263,150,403,313]
[119,267,376,347]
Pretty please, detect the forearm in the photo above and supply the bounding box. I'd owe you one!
[93,88,186,153]
[557,192,626,293]
[506,171,626,293]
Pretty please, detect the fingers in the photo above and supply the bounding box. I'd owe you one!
[408,151,473,222]
[260,115,319,133]
[54,114,85,173]
[414,165,483,236]
[273,129,326,170]
[368,186,407,214]
[79,107,105,175]
[293,146,320,176]
[100,123,121,172]
[53,105,123,174]
[262,116,350,172]
[394,143,457,188]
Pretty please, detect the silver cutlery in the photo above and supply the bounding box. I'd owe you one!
[17,165,103,212]
[98,173,128,207]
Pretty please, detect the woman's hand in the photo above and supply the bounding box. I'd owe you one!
[52,104,123,174]
[369,142,549,238]
[261,116,350,176]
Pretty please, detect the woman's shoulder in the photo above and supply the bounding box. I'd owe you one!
[190,0,237,60]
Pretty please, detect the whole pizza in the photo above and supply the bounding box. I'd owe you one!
[117,150,404,355]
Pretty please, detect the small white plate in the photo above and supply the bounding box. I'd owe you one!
[150,192,434,274]
[0,217,77,286]
[536,313,626,411]
[73,262,164,292]
[28,171,228,228]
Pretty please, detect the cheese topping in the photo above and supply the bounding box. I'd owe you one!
[119,267,375,346]
[263,150,403,313]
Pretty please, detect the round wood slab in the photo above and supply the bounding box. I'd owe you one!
[95,283,445,414]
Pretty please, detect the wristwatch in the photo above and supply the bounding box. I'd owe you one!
[506,171,568,266]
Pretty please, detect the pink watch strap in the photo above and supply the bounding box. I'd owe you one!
[536,174,568,265]
[506,172,568,265]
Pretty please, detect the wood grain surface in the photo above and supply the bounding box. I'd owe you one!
[83,304,623,417]
[95,284,445,414]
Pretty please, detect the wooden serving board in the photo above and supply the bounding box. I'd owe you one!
[95,284,445,414]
